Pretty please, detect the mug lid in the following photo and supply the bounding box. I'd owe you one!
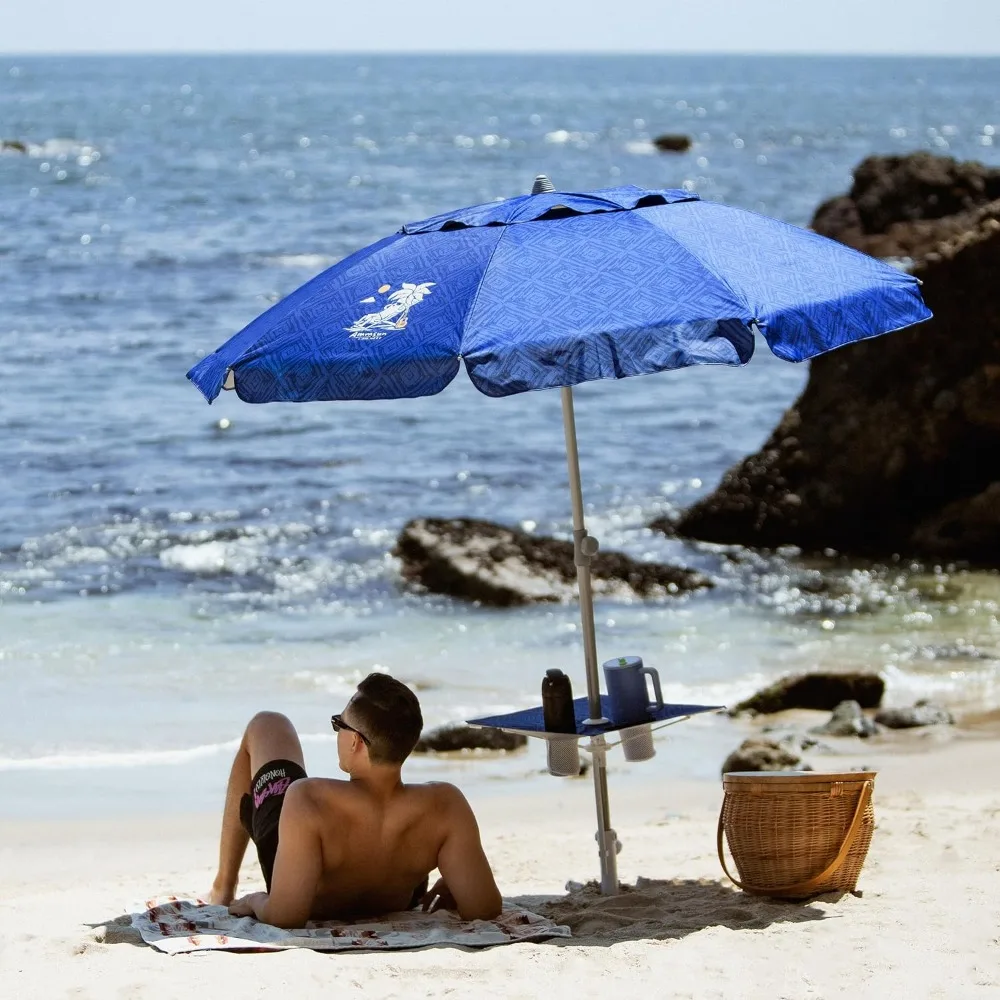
[602,655,643,669]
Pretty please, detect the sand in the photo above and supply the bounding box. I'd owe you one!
[2,732,998,999]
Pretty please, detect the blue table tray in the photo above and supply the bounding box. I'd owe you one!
[468,695,723,738]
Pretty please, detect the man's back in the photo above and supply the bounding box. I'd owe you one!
[214,676,502,928]
[270,777,494,922]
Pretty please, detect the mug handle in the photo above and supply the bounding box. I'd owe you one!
[641,666,663,709]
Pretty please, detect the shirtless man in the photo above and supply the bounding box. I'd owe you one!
[207,672,502,928]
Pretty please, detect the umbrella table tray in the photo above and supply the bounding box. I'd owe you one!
[469,696,724,890]
[469,696,722,739]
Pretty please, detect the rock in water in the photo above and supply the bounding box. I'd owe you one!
[730,672,885,715]
[874,701,954,729]
[395,517,711,606]
[668,180,1000,563]
[413,724,527,753]
[812,700,880,738]
[652,133,692,153]
[721,739,806,774]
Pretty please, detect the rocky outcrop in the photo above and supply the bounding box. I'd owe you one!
[811,700,880,738]
[730,672,885,715]
[669,186,1000,562]
[812,152,1000,259]
[395,517,711,607]
[874,701,954,729]
[721,738,806,774]
[413,723,527,753]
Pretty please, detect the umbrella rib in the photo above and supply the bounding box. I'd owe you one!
[456,225,509,355]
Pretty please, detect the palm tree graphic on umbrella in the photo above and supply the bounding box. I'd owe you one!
[346,281,436,339]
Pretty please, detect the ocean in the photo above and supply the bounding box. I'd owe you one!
[2,54,999,819]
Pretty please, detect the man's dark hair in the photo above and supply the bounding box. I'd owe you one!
[350,672,423,765]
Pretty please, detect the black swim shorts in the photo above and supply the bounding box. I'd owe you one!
[239,758,307,892]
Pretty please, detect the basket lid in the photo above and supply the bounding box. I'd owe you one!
[723,769,877,789]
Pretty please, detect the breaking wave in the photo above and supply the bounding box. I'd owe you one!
[0,511,399,608]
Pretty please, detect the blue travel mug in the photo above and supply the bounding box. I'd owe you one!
[602,655,663,726]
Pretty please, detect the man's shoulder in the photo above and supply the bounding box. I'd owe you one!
[406,782,477,827]
[292,775,348,795]
[407,780,468,806]
[282,776,349,815]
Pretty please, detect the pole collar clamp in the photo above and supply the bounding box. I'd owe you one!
[574,528,600,566]
[595,829,623,856]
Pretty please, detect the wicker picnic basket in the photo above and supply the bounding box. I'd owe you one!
[717,770,876,900]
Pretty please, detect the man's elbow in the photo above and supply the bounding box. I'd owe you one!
[258,900,310,929]
[460,890,503,922]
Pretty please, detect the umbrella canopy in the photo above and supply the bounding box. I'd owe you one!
[188,184,929,405]
[187,178,931,896]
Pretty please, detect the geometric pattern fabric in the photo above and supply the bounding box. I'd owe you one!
[187,185,931,403]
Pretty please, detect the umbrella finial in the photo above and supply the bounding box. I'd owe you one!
[531,174,555,194]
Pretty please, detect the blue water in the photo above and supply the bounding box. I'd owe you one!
[2,55,999,818]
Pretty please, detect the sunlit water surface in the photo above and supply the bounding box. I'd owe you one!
[1,54,998,818]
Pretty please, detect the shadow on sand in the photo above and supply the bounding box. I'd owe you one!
[510,877,836,946]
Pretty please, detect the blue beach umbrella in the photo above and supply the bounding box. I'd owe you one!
[188,176,930,893]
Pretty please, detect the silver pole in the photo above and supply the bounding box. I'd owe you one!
[535,174,618,896]
[559,385,604,725]
[560,385,618,895]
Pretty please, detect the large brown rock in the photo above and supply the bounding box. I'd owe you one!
[395,517,711,607]
[730,671,885,715]
[812,152,1000,259]
[668,193,1000,562]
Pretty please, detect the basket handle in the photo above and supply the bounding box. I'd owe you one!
[717,779,873,898]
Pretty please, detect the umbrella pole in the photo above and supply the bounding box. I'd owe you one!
[560,385,619,895]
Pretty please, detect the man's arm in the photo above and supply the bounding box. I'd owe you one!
[434,786,502,921]
[236,782,323,928]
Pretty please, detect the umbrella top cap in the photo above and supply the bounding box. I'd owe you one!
[401,185,700,235]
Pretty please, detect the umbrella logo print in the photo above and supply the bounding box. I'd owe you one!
[345,282,436,340]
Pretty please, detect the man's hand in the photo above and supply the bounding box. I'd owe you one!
[420,877,457,913]
[228,892,269,919]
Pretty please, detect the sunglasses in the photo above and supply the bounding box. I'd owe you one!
[331,713,371,746]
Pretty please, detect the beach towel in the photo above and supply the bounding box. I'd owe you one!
[131,895,571,954]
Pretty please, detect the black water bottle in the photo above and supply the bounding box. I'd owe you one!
[542,669,577,734]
